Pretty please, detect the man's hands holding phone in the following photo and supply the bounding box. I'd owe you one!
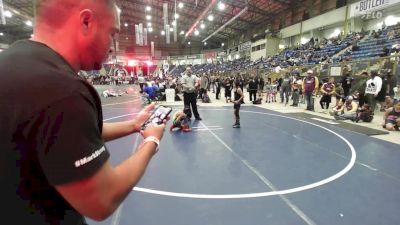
[139,104,171,145]
[132,104,171,155]
[131,104,155,132]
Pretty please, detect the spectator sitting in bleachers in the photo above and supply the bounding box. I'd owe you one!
[381,46,390,57]
[391,42,400,53]
[388,30,396,40]
[371,30,379,39]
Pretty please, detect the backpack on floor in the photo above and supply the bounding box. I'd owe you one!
[253,98,262,104]
[202,93,211,103]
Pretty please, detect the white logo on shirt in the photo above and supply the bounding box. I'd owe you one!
[365,82,377,94]
[74,146,106,168]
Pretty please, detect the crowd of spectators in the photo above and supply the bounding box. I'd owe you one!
[87,23,400,131]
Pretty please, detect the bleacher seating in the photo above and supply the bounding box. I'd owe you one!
[166,24,400,76]
[351,24,400,60]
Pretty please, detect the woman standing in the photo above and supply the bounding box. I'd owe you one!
[232,80,244,128]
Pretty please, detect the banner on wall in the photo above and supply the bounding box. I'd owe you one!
[163,63,170,72]
[0,0,5,25]
[151,41,154,57]
[143,28,148,46]
[330,66,342,76]
[166,24,170,44]
[349,0,400,18]
[138,23,143,46]
[173,22,177,42]
[239,41,251,51]
[203,52,216,59]
[187,55,200,59]
[135,24,139,45]
[217,51,227,56]
[163,3,168,30]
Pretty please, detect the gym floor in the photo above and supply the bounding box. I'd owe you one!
[87,89,400,225]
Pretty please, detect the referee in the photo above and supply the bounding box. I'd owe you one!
[181,67,202,120]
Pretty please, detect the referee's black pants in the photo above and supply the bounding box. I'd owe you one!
[183,92,200,119]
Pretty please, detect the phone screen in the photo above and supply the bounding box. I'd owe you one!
[141,106,172,129]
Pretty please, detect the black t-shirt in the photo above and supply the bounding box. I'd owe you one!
[0,40,110,224]
[341,75,353,89]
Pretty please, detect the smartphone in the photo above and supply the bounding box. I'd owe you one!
[141,105,172,130]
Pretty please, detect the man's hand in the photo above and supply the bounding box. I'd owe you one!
[132,103,155,132]
[141,124,166,140]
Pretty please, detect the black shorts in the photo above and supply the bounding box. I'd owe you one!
[234,103,241,110]
[320,95,332,103]
[376,91,386,102]
[385,119,399,126]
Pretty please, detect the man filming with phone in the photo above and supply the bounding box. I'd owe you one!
[0,0,167,224]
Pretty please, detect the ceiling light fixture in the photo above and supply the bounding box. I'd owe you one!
[124,23,128,27]
[148,27,153,32]
[194,29,199,36]
[147,22,152,27]
[204,42,207,45]
[4,10,12,18]
[180,30,185,35]
[0,32,4,36]
[161,30,165,35]
[25,20,33,26]
[221,43,225,46]
[188,41,191,45]
[178,2,184,8]
[174,14,180,19]
[200,23,205,29]
[169,27,174,32]
[146,15,152,20]
[218,2,226,11]
[145,6,151,11]
[207,14,214,21]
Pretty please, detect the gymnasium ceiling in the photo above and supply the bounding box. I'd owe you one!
[0,0,305,50]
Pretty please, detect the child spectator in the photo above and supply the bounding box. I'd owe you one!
[334,96,358,121]
[329,101,344,117]
[382,102,400,131]
[355,104,373,122]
